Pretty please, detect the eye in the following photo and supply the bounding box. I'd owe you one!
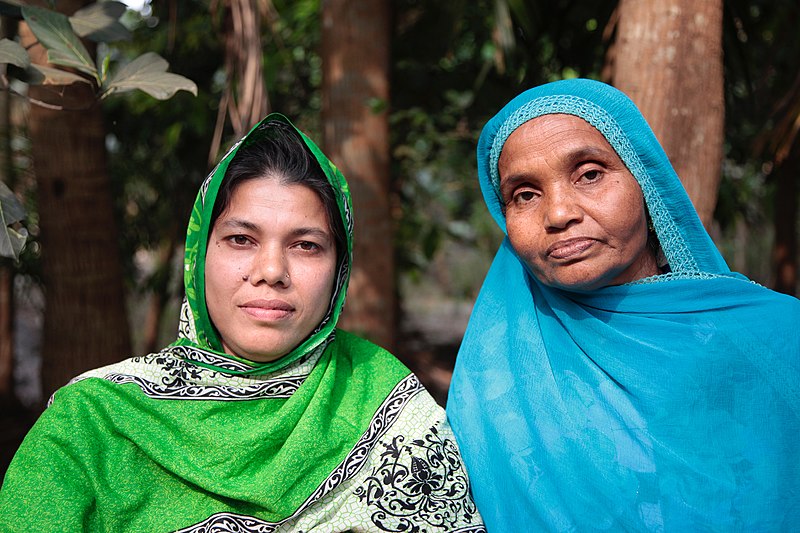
[578,168,603,183]
[296,241,320,252]
[226,234,251,246]
[510,188,539,206]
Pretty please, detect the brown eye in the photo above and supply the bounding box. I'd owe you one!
[513,190,537,204]
[580,169,602,182]
[298,241,318,251]
[230,235,249,245]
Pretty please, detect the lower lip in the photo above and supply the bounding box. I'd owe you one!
[240,306,293,321]
[548,239,595,260]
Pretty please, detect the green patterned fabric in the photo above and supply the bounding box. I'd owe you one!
[0,115,484,532]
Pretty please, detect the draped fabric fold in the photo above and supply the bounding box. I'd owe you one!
[448,79,800,531]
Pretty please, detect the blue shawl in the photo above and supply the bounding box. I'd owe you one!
[447,79,800,531]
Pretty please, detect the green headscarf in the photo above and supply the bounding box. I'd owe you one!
[174,113,353,374]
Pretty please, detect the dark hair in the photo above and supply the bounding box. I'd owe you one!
[210,121,347,261]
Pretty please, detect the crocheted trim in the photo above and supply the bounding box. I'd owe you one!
[629,271,721,285]
[487,95,698,274]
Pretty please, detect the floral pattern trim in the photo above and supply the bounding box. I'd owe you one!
[355,426,480,532]
[98,349,308,401]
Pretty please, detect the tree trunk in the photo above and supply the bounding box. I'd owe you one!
[0,266,11,400]
[1,16,19,403]
[772,140,799,295]
[320,0,395,351]
[19,2,131,400]
[611,0,724,228]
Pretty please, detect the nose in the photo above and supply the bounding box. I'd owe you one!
[247,244,290,287]
[542,186,583,230]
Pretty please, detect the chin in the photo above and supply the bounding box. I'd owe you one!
[229,340,290,363]
[535,267,605,292]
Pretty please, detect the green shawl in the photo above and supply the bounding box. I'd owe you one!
[0,115,484,532]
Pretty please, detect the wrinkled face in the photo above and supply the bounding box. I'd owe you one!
[498,113,658,291]
[205,178,337,362]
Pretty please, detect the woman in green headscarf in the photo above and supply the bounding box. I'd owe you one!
[0,115,484,533]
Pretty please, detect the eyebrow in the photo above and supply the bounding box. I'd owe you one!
[564,146,614,166]
[216,218,331,241]
[216,218,259,232]
[289,227,332,242]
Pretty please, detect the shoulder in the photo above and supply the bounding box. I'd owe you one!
[331,328,393,354]
[331,328,411,372]
[48,352,166,407]
[331,328,448,413]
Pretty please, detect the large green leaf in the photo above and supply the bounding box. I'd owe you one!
[21,5,98,80]
[0,38,30,68]
[0,181,27,261]
[103,52,198,100]
[70,1,132,43]
[25,63,93,85]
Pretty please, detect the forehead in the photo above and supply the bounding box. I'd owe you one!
[499,114,617,169]
[222,179,327,222]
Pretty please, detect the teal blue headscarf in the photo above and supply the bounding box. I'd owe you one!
[447,79,800,531]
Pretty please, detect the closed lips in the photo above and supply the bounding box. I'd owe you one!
[546,238,595,259]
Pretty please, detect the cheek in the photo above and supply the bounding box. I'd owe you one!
[506,214,545,260]
[613,194,648,243]
[205,246,241,299]
[316,262,338,300]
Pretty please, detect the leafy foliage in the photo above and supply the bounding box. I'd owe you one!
[0,0,199,261]
[715,0,800,281]
[0,181,27,261]
[0,0,196,98]
[102,52,198,100]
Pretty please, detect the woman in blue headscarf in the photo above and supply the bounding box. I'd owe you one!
[447,78,800,531]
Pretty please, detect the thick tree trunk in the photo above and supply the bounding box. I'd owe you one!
[19,3,131,399]
[320,0,394,350]
[611,0,724,228]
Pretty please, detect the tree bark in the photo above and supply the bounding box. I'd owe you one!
[19,2,131,400]
[772,140,799,295]
[0,17,16,402]
[611,0,724,228]
[320,0,395,350]
[0,266,12,400]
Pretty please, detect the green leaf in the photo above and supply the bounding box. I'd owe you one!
[25,63,93,85]
[0,181,27,261]
[99,54,110,82]
[70,1,132,43]
[0,38,30,68]
[103,52,198,100]
[21,5,98,80]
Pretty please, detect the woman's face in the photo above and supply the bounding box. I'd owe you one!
[498,113,658,291]
[205,178,337,362]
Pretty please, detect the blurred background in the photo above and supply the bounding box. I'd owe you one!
[1,0,798,475]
